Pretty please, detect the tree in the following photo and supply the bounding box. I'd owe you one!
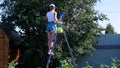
[105,23,116,34]
[0,0,107,67]
[0,0,49,67]
[54,0,107,58]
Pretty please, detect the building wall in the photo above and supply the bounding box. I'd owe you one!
[0,28,9,68]
[76,49,120,68]
[76,34,120,68]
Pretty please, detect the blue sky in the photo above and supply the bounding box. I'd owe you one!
[95,0,120,33]
[0,0,3,22]
[0,0,120,33]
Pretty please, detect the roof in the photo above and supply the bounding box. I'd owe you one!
[0,23,10,37]
[94,34,120,49]
[0,22,21,46]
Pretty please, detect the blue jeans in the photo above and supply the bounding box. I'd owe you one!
[45,21,57,32]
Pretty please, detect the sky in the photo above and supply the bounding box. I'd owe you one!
[0,0,3,22]
[95,0,120,34]
[0,0,120,33]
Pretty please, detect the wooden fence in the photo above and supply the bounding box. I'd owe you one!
[0,28,9,68]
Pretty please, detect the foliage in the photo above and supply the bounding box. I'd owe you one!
[54,0,107,59]
[105,23,116,34]
[0,0,107,67]
[83,62,93,68]
[8,60,18,68]
[83,58,120,68]
[100,58,120,68]
[59,60,74,68]
[0,0,48,67]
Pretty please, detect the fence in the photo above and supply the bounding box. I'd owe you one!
[0,28,9,68]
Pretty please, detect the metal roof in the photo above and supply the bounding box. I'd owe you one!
[94,34,120,49]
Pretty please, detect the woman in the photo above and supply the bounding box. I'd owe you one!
[46,4,59,54]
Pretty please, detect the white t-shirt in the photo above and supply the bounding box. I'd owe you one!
[46,11,55,22]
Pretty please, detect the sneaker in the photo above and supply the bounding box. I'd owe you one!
[48,51,54,55]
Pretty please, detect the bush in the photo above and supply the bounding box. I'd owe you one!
[100,58,120,68]
[83,58,120,68]
[59,60,73,68]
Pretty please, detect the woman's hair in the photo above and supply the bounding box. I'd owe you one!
[50,6,55,10]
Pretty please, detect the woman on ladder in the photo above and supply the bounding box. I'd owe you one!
[45,4,59,55]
